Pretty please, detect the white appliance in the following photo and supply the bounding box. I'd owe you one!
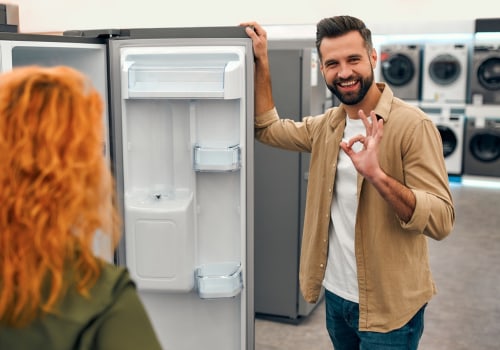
[469,43,500,105]
[379,44,422,102]
[422,43,468,104]
[0,28,254,350]
[422,106,466,175]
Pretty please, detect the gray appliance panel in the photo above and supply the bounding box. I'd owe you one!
[469,45,500,105]
[463,117,500,177]
[379,44,422,101]
[254,49,302,319]
[255,47,326,321]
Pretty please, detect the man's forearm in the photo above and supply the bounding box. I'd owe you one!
[369,168,416,223]
[253,57,275,116]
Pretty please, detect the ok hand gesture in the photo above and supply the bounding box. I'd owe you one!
[340,110,384,182]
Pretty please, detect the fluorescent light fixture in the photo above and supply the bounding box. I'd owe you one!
[461,176,500,189]
[474,32,500,41]
[374,33,473,45]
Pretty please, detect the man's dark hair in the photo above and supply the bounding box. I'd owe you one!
[316,16,373,59]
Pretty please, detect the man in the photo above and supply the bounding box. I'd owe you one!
[242,16,455,349]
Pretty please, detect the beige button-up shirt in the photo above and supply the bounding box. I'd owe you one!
[255,83,455,332]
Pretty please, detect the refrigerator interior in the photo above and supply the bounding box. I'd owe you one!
[0,37,113,262]
[108,39,253,350]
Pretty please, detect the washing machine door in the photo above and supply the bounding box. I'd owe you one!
[381,53,415,86]
[470,132,500,162]
[437,125,457,157]
[478,57,500,91]
[429,54,461,85]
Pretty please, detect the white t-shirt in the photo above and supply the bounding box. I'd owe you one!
[322,116,365,303]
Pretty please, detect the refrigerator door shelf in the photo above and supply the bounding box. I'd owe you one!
[193,144,241,172]
[195,262,243,299]
[121,47,245,99]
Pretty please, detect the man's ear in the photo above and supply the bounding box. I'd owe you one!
[370,48,378,69]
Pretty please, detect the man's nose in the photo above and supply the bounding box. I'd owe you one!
[338,64,353,79]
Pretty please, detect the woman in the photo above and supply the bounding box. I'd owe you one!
[0,66,162,349]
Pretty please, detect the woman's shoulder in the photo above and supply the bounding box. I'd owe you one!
[97,262,135,295]
[55,263,133,318]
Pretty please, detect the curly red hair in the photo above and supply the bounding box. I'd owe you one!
[0,66,120,327]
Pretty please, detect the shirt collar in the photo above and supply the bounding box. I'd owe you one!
[373,82,393,123]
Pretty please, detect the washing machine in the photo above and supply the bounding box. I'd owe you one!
[463,117,500,177]
[425,110,466,175]
[422,43,468,104]
[380,44,422,101]
[469,43,500,105]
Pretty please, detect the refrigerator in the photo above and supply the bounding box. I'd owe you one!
[254,39,332,323]
[0,27,254,350]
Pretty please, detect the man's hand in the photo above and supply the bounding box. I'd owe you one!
[340,110,385,182]
[240,22,268,63]
[240,21,275,116]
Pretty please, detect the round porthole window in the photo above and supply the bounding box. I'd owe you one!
[437,125,457,157]
[470,133,500,162]
[478,57,500,91]
[429,54,461,85]
[381,53,415,87]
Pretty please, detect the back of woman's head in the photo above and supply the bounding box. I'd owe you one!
[0,66,119,327]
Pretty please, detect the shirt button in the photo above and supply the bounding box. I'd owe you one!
[320,264,324,268]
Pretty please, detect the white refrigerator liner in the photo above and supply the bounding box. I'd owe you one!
[120,45,246,294]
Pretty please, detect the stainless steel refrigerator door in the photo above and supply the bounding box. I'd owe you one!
[0,35,112,261]
[107,35,254,350]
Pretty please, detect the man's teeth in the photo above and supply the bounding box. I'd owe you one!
[340,81,356,87]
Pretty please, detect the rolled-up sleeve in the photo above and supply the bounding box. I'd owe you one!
[255,107,315,152]
[400,188,454,240]
[255,107,280,129]
[399,119,455,241]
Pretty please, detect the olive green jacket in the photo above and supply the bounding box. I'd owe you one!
[0,263,162,349]
[255,83,455,332]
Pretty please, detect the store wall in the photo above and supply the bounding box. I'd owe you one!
[5,0,498,35]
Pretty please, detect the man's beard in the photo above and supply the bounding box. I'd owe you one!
[325,72,374,106]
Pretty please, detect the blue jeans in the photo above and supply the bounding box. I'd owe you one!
[324,290,426,350]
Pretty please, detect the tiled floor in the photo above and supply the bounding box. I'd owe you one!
[255,177,500,350]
